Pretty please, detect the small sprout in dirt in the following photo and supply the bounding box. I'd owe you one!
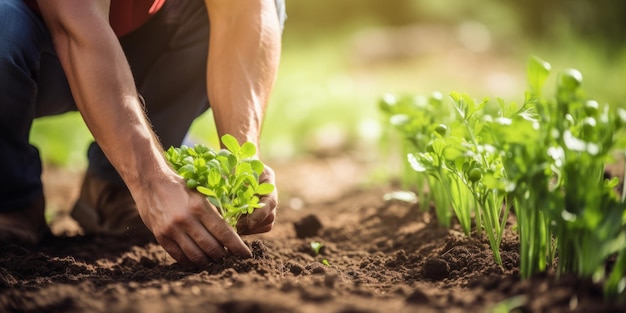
[165,134,275,228]
[310,241,324,255]
[322,259,330,266]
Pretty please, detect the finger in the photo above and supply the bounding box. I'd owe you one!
[199,207,252,258]
[238,211,275,235]
[240,222,274,235]
[199,205,252,258]
[172,231,212,266]
[185,220,228,262]
[259,166,276,184]
[236,206,268,234]
[158,236,192,266]
[237,192,278,233]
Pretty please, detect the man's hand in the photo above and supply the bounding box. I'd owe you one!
[236,165,278,235]
[134,171,252,266]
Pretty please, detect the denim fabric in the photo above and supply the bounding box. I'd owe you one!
[0,0,53,210]
[0,0,287,211]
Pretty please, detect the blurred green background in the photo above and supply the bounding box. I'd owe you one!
[31,0,626,169]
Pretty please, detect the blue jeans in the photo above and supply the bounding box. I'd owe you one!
[0,0,287,211]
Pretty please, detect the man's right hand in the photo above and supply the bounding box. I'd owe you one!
[131,171,252,266]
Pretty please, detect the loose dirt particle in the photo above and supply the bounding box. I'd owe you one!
[405,288,430,304]
[421,257,450,281]
[293,214,323,238]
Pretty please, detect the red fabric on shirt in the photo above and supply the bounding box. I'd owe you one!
[22,0,166,37]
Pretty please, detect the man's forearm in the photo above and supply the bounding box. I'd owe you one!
[37,1,171,190]
[204,0,282,148]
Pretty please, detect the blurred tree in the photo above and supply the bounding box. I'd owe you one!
[284,0,420,38]
[285,0,625,48]
[505,0,625,47]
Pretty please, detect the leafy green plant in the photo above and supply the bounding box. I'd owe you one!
[165,134,275,228]
[379,92,455,227]
[380,57,626,299]
[490,57,626,285]
[407,93,512,265]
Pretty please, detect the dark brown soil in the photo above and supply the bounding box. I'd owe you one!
[1,155,625,313]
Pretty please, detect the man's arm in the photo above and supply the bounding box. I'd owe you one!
[36,0,251,265]
[204,0,282,234]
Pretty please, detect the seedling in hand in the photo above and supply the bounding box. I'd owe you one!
[165,134,275,228]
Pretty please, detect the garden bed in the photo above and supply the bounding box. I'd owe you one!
[1,156,624,313]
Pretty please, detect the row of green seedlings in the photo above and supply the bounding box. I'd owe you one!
[379,57,626,300]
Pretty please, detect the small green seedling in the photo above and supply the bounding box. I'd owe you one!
[310,241,324,255]
[165,134,275,228]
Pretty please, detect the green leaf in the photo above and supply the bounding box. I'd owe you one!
[178,164,196,176]
[558,68,583,93]
[182,156,194,165]
[196,186,216,197]
[228,154,238,171]
[243,187,255,201]
[235,162,253,176]
[257,183,275,195]
[186,147,197,157]
[194,144,209,154]
[240,142,257,159]
[527,56,551,96]
[407,153,427,172]
[246,197,260,214]
[194,156,206,168]
[221,134,241,155]
[208,159,220,169]
[165,146,179,163]
[249,160,265,175]
[208,170,221,187]
[207,196,221,209]
[231,174,249,194]
[218,156,232,174]
[217,149,232,158]
[441,136,465,161]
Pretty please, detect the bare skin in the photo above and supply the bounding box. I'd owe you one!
[36,0,281,266]
[204,0,281,236]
